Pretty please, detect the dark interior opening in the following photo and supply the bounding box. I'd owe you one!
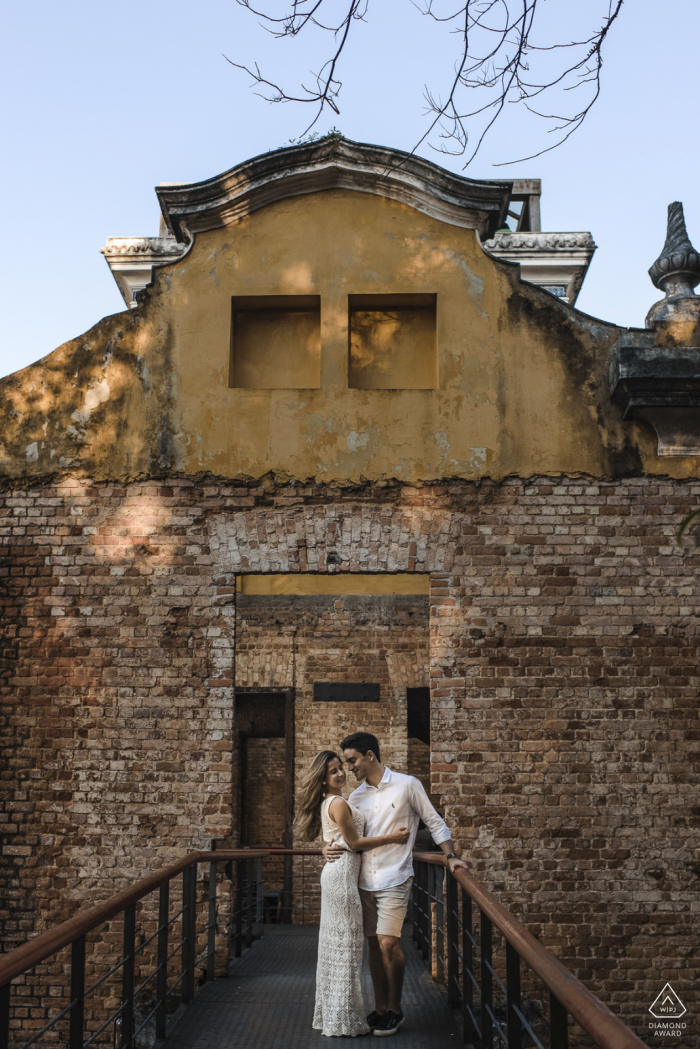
[235,690,294,922]
[407,687,430,745]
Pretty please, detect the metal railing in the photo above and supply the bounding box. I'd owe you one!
[413,854,646,1049]
[0,850,267,1049]
[1,848,645,1049]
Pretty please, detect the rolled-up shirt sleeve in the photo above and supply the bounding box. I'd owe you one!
[409,777,452,845]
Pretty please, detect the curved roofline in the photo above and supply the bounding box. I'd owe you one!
[156,136,512,242]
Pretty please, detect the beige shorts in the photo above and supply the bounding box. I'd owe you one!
[359,878,413,939]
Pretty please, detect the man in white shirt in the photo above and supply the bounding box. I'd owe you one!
[323,731,469,1037]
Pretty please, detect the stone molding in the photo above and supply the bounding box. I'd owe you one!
[610,336,700,456]
[156,136,512,242]
[100,237,186,259]
[482,231,596,306]
[100,237,187,308]
[482,231,596,253]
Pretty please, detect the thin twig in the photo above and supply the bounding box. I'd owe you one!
[231,0,625,166]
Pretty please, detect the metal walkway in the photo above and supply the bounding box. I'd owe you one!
[160,924,460,1048]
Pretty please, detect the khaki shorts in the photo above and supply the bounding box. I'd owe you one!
[359,878,413,939]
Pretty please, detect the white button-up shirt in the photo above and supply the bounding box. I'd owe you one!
[349,767,451,890]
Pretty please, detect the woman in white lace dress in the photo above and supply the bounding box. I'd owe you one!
[296,751,409,1038]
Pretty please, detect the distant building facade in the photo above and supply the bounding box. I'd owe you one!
[1,137,698,1039]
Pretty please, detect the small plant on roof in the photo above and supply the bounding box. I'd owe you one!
[286,127,343,147]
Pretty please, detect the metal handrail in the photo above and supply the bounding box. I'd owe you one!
[0,850,268,989]
[239,847,323,855]
[413,853,646,1049]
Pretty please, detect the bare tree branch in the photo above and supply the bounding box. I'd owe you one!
[230,0,624,166]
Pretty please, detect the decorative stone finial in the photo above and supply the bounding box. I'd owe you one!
[648,201,700,297]
[613,200,700,458]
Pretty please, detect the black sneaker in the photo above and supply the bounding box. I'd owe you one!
[367,1011,385,1033]
[374,1010,405,1036]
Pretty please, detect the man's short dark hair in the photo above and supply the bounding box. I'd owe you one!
[340,732,381,762]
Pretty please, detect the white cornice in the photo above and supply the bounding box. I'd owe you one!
[483,231,596,256]
[101,236,187,261]
[482,231,596,306]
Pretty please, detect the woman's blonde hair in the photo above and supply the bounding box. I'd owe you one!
[295,750,340,841]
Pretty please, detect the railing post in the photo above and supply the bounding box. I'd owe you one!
[189,862,198,999]
[234,860,243,958]
[481,911,493,1049]
[246,859,254,949]
[181,864,196,1004]
[255,857,264,939]
[446,870,460,1009]
[156,880,169,1041]
[419,863,429,960]
[435,865,445,986]
[463,888,474,1046]
[121,905,136,1049]
[506,940,522,1049]
[282,852,293,924]
[69,935,86,1049]
[413,862,421,950]
[0,983,9,1049]
[550,992,569,1049]
[427,862,435,973]
[207,860,217,982]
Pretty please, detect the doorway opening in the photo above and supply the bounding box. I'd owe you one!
[234,688,294,922]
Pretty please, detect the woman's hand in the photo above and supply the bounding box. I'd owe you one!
[389,826,410,845]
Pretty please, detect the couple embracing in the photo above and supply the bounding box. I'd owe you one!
[296,732,468,1038]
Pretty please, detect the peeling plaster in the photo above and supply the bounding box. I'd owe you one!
[71,380,111,426]
[469,446,487,469]
[435,431,450,456]
[346,429,370,452]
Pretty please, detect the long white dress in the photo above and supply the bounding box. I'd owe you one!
[312,796,370,1037]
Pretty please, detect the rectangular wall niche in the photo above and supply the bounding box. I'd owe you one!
[230,295,321,389]
[348,294,437,390]
[313,683,380,702]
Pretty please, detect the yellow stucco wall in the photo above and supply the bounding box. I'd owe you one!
[1,187,696,483]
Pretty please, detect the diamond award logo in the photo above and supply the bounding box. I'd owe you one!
[649,984,687,1020]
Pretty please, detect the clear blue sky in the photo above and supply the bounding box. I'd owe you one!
[1,0,698,379]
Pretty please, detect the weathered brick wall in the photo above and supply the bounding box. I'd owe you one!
[2,475,699,1040]
[241,734,287,899]
[242,736,286,847]
[407,737,434,803]
[426,479,700,1032]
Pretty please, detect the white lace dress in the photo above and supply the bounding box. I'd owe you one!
[312,796,370,1037]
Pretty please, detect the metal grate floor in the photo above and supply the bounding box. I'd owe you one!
[159,924,459,1047]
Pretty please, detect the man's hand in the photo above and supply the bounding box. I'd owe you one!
[322,841,345,863]
[447,856,470,874]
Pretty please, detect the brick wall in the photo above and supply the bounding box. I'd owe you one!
[1,475,699,1040]
[407,737,434,803]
